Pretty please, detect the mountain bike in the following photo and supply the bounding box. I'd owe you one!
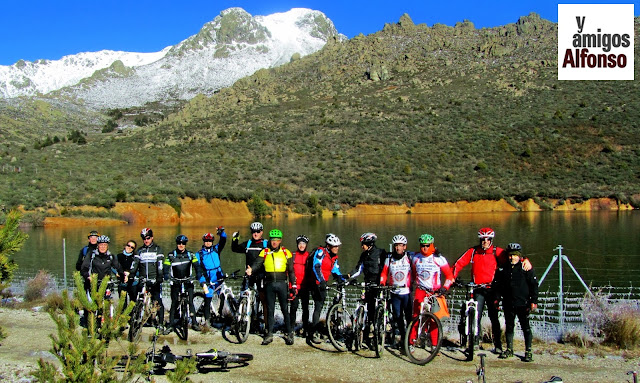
[372,285,395,357]
[170,276,195,341]
[326,280,371,352]
[194,270,253,343]
[455,281,485,361]
[403,289,444,364]
[128,278,158,342]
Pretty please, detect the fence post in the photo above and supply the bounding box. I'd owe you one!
[556,245,564,334]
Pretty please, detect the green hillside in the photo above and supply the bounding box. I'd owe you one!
[1,13,639,212]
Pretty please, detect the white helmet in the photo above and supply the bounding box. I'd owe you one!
[392,234,408,245]
[325,234,342,247]
[250,222,263,232]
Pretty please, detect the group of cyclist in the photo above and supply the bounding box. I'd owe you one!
[76,224,538,361]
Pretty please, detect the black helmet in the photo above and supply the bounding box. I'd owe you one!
[296,235,310,244]
[176,234,188,244]
[141,227,153,239]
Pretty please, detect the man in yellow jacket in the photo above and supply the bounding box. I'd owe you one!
[247,229,296,345]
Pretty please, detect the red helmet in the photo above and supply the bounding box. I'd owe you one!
[202,232,215,241]
[477,227,495,239]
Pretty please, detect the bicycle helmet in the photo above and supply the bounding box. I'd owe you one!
[87,230,99,239]
[250,222,264,232]
[359,232,377,245]
[419,234,435,245]
[140,227,153,239]
[269,229,283,239]
[175,234,188,244]
[296,235,309,244]
[477,227,495,239]
[202,232,215,241]
[325,234,342,247]
[507,243,522,252]
[392,234,408,245]
[96,235,110,244]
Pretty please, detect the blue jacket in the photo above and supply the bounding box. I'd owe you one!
[196,232,227,297]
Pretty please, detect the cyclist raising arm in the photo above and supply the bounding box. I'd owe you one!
[232,222,268,332]
[195,229,226,326]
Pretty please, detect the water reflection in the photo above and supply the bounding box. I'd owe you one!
[14,211,640,289]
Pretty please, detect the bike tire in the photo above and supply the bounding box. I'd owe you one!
[174,299,189,340]
[354,306,365,352]
[193,292,206,324]
[467,307,476,361]
[403,313,443,365]
[326,303,350,352]
[373,305,386,357]
[235,297,251,343]
[128,302,144,342]
[220,352,253,364]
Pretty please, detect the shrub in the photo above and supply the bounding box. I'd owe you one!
[582,291,640,349]
[0,210,27,291]
[24,270,54,302]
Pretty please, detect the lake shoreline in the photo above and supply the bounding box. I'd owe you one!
[31,196,637,227]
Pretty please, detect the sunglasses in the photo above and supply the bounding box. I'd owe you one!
[480,237,492,241]
[144,236,152,240]
[177,241,187,245]
[125,244,135,248]
[420,244,431,247]
[251,230,263,234]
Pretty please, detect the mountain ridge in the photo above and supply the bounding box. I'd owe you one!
[0,7,342,109]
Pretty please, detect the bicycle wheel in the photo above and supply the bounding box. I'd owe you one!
[128,302,144,342]
[174,299,189,340]
[235,297,251,343]
[193,292,206,324]
[467,307,476,361]
[403,313,443,365]
[219,351,253,364]
[373,305,386,357]
[327,303,351,352]
[353,306,365,351]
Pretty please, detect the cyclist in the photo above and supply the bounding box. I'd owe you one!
[308,233,345,345]
[408,234,454,347]
[195,228,227,327]
[232,222,268,332]
[452,227,530,354]
[117,240,137,306]
[346,232,386,346]
[289,234,312,337]
[76,230,99,271]
[164,235,202,332]
[380,234,413,347]
[247,229,296,346]
[125,228,167,333]
[80,235,124,287]
[494,243,538,362]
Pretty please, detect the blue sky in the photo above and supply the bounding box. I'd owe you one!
[0,0,637,65]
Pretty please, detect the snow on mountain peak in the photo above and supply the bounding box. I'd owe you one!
[0,7,341,108]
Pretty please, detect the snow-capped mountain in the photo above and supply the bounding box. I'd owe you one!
[0,8,342,109]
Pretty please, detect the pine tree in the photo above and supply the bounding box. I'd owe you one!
[0,210,27,292]
[34,272,145,382]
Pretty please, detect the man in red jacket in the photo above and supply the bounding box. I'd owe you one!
[453,227,530,354]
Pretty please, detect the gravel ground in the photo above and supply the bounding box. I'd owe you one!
[0,308,638,383]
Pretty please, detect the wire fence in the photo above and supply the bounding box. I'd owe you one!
[9,244,640,342]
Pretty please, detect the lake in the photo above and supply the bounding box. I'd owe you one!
[12,211,640,291]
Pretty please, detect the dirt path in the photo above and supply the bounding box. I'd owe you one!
[0,308,637,383]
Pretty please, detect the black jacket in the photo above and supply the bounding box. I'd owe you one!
[81,250,124,283]
[76,243,98,271]
[349,245,386,283]
[494,260,538,308]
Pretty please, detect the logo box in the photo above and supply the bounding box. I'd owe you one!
[558,4,634,80]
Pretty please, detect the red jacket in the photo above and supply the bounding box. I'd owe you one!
[453,245,506,285]
[293,250,310,287]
